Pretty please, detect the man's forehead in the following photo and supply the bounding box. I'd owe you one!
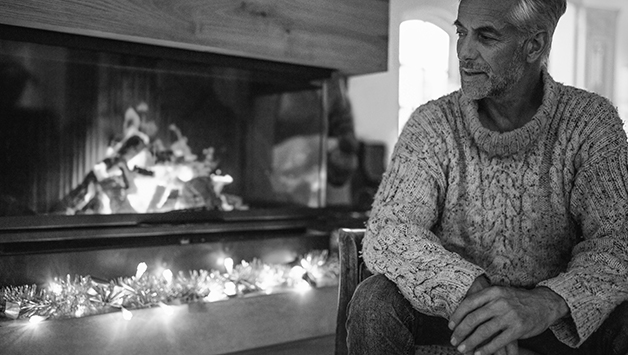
[456,0,517,30]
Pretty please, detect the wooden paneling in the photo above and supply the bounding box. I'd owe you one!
[0,0,389,76]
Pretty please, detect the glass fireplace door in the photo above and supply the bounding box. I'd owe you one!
[0,30,331,223]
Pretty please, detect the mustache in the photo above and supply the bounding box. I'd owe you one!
[459,61,490,72]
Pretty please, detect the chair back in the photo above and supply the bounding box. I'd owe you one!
[335,228,368,355]
[333,228,539,355]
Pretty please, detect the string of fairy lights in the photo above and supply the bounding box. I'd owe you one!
[0,250,338,324]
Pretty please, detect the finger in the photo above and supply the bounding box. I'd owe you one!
[449,287,498,329]
[474,329,517,355]
[454,319,506,354]
[506,341,519,355]
[450,307,495,348]
[493,342,518,355]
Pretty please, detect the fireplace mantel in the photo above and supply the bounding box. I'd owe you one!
[0,0,389,76]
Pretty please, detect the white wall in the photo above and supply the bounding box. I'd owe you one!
[582,0,628,126]
[578,0,628,113]
[348,0,628,161]
[348,0,459,162]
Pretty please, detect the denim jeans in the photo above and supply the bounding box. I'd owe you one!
[346,274,628,355]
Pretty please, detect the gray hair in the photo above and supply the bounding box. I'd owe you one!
[506,0,567,37]
[505,0,567,63]
[459,0,567,63]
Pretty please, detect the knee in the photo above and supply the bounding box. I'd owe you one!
[349,274,401,308]
[610,300,628,319]
[346,275,418,354]
[607,301,628,354]
[347,274,411,323]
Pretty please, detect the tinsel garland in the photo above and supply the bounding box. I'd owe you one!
[0,250,338,322]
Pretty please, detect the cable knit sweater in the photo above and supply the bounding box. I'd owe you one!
[363,71,628,348]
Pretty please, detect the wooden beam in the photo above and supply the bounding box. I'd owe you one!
[0,0,389,75]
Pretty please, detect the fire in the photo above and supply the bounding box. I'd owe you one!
[59,107,248,215]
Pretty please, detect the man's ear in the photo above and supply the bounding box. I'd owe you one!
[524,31,550,63]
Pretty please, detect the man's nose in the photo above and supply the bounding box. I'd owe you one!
[457,36,477,61]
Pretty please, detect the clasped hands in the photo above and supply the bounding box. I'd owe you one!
[447,275,569,355]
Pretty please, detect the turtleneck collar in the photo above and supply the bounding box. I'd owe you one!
[460,69,559,157]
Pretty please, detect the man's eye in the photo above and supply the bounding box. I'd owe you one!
[456,30,466,37]
[478,34,495,42]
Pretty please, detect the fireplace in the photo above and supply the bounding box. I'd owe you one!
[0,25,360,353]
[0,0,387,351]
[1,24,336,212]
[0,22,357,280]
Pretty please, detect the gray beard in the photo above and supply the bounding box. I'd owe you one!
[461,52,526,100]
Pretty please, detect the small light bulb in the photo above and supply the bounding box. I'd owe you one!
[289,265,306,280]
[300,259,311,270]
[295,279,312,294]
[224,258,234,274]
[162,269,173,283]
[204,292,228,303]
[121,307,133,321]
[176,166,194,182]
[224,281,237,296]
[29,315,47,324]
[49,282,63,295]
[75,305,86,318]
[159,302,174,315]
[135,262,148,279]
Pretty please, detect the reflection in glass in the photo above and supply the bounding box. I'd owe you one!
[0,37,326,218]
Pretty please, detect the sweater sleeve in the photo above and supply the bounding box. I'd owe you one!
[362,105,485,319]
[538,98,628,347]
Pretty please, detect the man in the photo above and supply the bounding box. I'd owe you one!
[346,0,628,354]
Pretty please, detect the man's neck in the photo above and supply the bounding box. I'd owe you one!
[478,69,544,133]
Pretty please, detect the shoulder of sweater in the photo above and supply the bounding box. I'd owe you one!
[556,82,619,119]
[555,83,627,161]
[394,92,461,162]
[404,91,461,134]
[548,82,623,140]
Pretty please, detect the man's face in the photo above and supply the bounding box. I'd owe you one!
[455,0,528,100]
